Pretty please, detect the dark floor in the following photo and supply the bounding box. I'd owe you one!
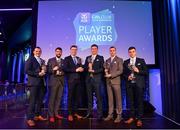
[0,103,180,129]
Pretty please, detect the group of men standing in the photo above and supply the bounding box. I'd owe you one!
[25,44,147,127]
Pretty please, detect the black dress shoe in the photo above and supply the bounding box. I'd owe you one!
[83,113,92,119]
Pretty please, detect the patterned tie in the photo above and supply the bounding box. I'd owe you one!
[73,57,77,65]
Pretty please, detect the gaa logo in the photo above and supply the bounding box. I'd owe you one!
[80,13,90,23]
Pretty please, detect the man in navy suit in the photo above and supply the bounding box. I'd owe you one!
[64,45,84,121]
[25,47,47,127]
[123,47,148,127]
[47,47,64,123]
[84,44,104,120]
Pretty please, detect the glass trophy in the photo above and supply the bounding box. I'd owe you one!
[128,63,136,83]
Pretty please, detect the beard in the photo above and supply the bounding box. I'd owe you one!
[56,55,61,58]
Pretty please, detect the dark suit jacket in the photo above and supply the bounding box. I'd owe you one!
[84,55,104,82]
[25,56,46,87]
[63,55,83,82]
[47,57,64,87]
[123,57,148,88]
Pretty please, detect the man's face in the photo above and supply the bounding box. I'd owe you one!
[55,49,62,58]
[70,47,77,56]
[91,46,98,55]
[128,49,137,58]
[33,48,41,57]
[110,48,116,57]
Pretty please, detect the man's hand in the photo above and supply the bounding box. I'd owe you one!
[132,66,139,73]
[76,67,84,72]
[79,67,84,72]
[128,75,133,81]
[39,71,45,76]
[88,69,94,73]
[104,69,108,73]
[105,74,111,78]
[53,66,59,71]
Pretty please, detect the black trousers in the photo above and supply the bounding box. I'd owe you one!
[48,77,64,117]
[68,78,81,115]
[126,83,144,120]
[86,77,103,117]
[27,85,46,120]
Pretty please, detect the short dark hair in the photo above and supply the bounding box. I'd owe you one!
[70,45,78,49]
[128,46,136,51]
[55,47,62,51]
[109,46,116,50]
[34,46,41,51]
[91,44,98,49]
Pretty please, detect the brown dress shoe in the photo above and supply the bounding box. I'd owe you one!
[74,113,83,119]
[27,120,35,127]
[34,115,47,121]
[49,117,55,123]
[68,115,74,122]
[136,120,143,127]
[55,115,63,120]
[114,115,122,123]
[125,118,134,124]
[104,115,113,121]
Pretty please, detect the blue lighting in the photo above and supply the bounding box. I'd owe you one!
[12,55,17,82]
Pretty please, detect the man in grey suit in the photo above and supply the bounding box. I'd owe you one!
[47,47,64,123]
[104,46,123,123]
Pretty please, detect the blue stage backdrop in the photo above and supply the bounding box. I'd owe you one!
[36,0,155,65]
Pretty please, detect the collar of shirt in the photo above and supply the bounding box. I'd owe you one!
[56,57,61,61]
[130,57,136,65]
[71,55,76,58]
[91,55,97,59]
[111,55,116,62]
[34,56,41,65]
[34,56,40,59]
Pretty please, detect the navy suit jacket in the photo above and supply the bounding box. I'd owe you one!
[123,57,148,88]
[84,55,104,82]
[63,55,83,82]
[25,56,46,87]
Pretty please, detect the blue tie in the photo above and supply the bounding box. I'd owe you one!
[73,57,77,65]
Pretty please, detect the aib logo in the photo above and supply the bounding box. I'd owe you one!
[80,13,90,23]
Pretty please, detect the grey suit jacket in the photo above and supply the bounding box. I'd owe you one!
[106,56,123,85]
[47,57,64,87]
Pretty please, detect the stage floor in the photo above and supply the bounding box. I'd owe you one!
[0,105,179,129]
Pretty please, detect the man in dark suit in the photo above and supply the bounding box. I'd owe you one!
[47,47,64,123]
[123,46,148,127]
[84,44,104,120]
[64,45,84,121]
[25,47,47,127]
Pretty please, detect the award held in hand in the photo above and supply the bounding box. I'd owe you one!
[41,61,47,74]
[104,62,110,78]
[88,57,93,77]
[56,60,64,76]
[128,63,136,83]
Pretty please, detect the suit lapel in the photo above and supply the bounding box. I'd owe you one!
[53,57,57,66]
[33,56,41,67]
[127,58,130,65]
[93,55,99,64]
[135,57,139,66]
[111,56,117,64]
[70,55,76,66]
